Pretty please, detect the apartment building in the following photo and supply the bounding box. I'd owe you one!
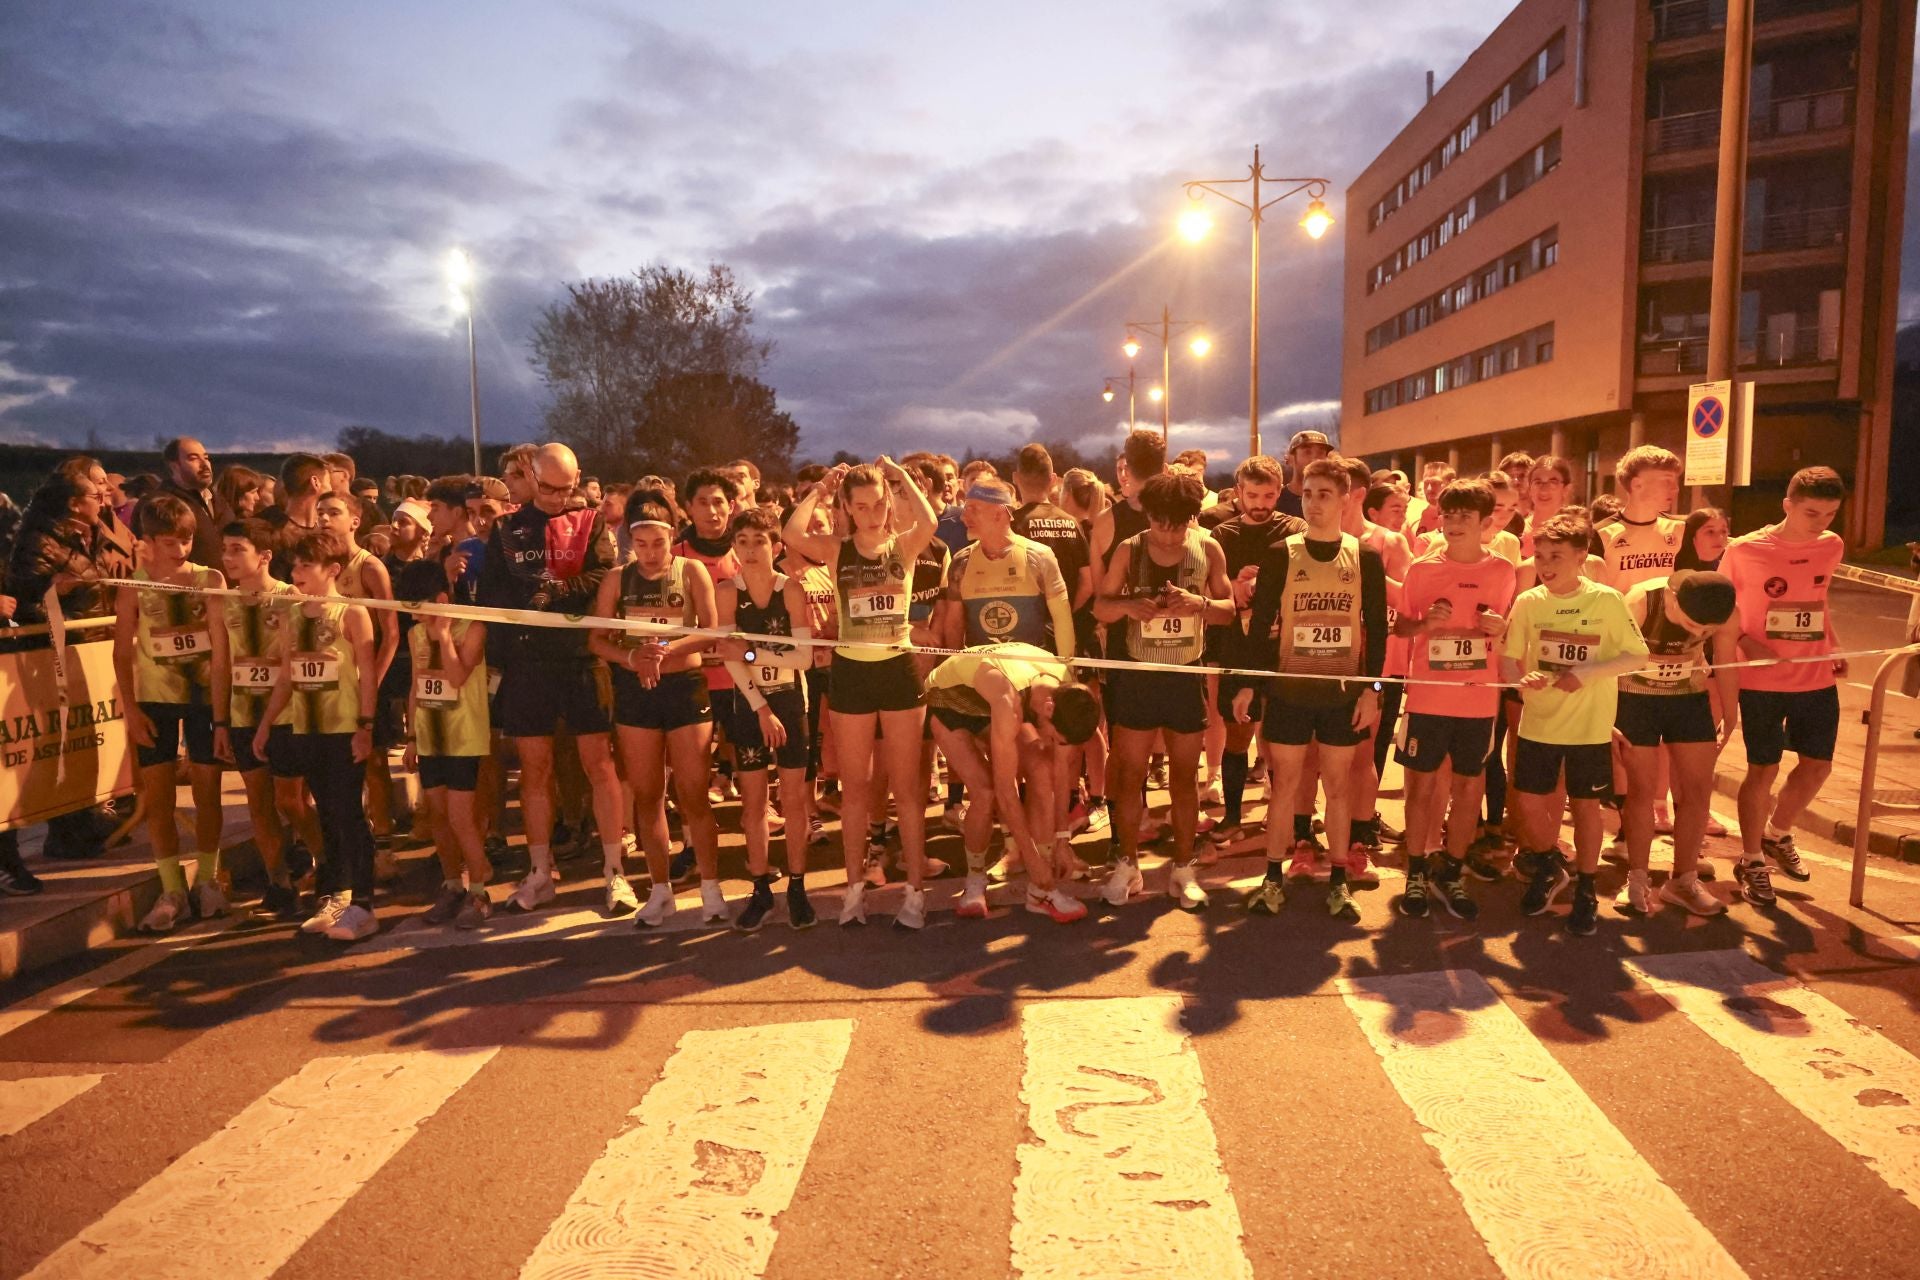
[1339,0,1915,545]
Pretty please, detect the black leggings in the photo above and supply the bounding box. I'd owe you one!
[1483,705,1510,827]
[302,733,376,901]
[1372,681,1404,777]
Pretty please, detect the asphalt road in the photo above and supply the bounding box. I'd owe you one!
[5,776,1920,1280]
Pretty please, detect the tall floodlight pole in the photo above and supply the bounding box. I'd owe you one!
[448,249,483,472]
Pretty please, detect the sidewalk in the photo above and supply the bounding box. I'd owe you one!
[1710,675,1920,862]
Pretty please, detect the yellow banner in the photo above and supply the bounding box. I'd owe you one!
[0,634,133,831]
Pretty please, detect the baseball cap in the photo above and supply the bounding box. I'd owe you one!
[464,476,509,503]
[391,499,431,531]
[1287,430,1332,454]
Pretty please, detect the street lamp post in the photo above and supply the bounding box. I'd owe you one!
[1102,368,1137,430]
[447,249,483,473]
[1180,146,1332,457]
[1122,305,1209,444]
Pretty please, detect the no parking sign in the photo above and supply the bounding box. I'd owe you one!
[1685,379,1751,487]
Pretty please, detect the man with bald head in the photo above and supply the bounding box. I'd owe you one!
[159,436,220,565]
[476,442,625,911]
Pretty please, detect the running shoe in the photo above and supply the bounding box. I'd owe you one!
[957,873,991,918]
[140,889,191,934]
[507,869,555,913]
[1149,760,1169,790]
[1101,856,1143,906]
[636,883,677,928]
[1734,858,1777,907]
[1696,856,1718,881]
[483,832,510,866]
[1373,812,1406,845]
[1066,795,1091,833]
[1083,802,1111,835]
[1287,839,1326,881]
[838,880,868,926]
[423,882,466,926]
[1200,779,1223,807]
[1652,809,1674,836]
[1026,886,1088,923]
[1137,816,1166,845]
[1659,873,1725,917]
[300,892,350,935]
[941,803,969,834]
[1245,877,1286,916]
[260,881,301,922]
[192,879,229,920]
[1614,868,1652,917]
[895,885,927,930]
[1704,813,1729,838]
[736,881,776,932]
[808,817,831,848]
[1520,852,1571,916]
[604,874,639,916]
[669,847,698,884]
[1168,864,1207,912]
[0,858,43,897]
[700,882,728,923]
[1398,860,1430,918]
[1463,851,1505,883]
[1343,845,1381,889]
[1327,881,1360,921]
[621,831,639,859]
[455,891,491,929]
[1763,831,1810,881]
[1567,880,1599,936]
[325,903,378,942]
[787,882,817,929]
[925,856,951,879]
[1206,822,1248,849]
[862,855,888,889]
[1430,859,1479,921]
[816,781,842,813]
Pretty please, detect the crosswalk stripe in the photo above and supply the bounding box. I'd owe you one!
[0,1074,103,1138]
[1013,996,1252,1280]
[22,1048,497,1279]
[517,1017,854,1279]
[1628,949,1920,1209]
[1339,970,1747,1280]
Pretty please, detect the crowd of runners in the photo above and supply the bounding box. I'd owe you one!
[0,427,1853,942]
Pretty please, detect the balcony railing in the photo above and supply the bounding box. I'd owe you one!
[1647,87,1855,154]
[1652,0,1855,41]
[1641,205,1848,262]
[1636,322,1842,374]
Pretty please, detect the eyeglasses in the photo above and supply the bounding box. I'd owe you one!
[535,479,575,497]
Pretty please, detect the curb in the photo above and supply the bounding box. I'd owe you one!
[1710,766,1920,865]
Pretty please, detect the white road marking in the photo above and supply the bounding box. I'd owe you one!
[0,1074,103,1138]
[1629,949,1920,1209]
[1013,996,1253,1280]
[517,1017,852,1279]
[0,916,240,1041]
[1340,970,1746,1280]
[23,1048,496,1279]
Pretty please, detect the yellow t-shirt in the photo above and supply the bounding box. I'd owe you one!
[1502,577,1647,745]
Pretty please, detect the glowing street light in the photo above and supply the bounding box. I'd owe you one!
[447,248,482,471]
[1301,197,1334,241]
[1101,371,1136,428]
[1122,305,1207,441]
[1178,206,1214,243]
[1190,335,1212,358]
[1147,385,1164,403]
[1122,337,1142,361]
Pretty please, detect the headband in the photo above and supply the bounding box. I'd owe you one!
[628,518,674,531]
[965,483,1014,506]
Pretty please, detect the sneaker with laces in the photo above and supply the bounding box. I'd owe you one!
[1168,864,1207,912]
[985,853,1022,884]
[1735,858,1777,906]
[1245,877,1286,915]
[1463,851,1504,883]
[894,885,927,930]
[423,882,466,926]
[941,804,969,834]
[1083,803,1111,835]
[1704,813,1729,838]
[736,881,776,932]
[1373,813,1406,844]
[1399,860,1430,917]
[1066,796,1091,833]
[604,874,639,916]
[1430,859,1480,921]
[1200,780,1223,807]
[300,892,350,934]
[669,847,698,884]
[1659,873,1725,916]
[507,869,556,913]
[374,849,401,883]
[1327,881,1360,921]
[1695,856,1718,881]
[455,890,491,929]
[1763,831,1810,881]
[838,880,868,926]
[1567,880,1599,936]
[1101,857,1144,906]
[1343,845,1380,889]
[956,873,991,918]
[1614,868,1652,916]
[636,883,677,928]
[141,888,192,933]
[808,818,830,847]
[0,860,43,896]
[1027,886,1088,923]
[1287,839,1326,881]
[260,881,301,921]
[699,882,728,923]
[1148,761,1169,790]
[787,882,817,929]
[1520,852,1571,916]
[192,880,229,920]
[862,855,888,888]
[325,903,378,941]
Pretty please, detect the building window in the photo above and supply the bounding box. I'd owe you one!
[1361,225,1560,355]
[1362,323,1555,415]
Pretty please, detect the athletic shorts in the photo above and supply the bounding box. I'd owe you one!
[1263,696,1366,748]
[1397,712,1495,776]
[498,662,611,738]
[724,685,809,772]
[1513,737,1613,799]
[828,652,924,715]
[229,721,269,774]
[1615,691,1717,748]
[136,700,216,770]
[417,755,482,791]
[1106,667,1208,736]
[1738,686,1840,766]
[612,668,712,732]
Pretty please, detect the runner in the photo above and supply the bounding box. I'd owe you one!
[1594,447,1684,591]
[924,642,1096,922]
[115,495,229,933]
[1236,458,1388,922]
[782,458,941,929]
[1277,429,1332,519]
[588,487,724,927]
[1500,513,1650,937]
[1339,454,1410,864]
[314,491,402,864]
[940,475,1075,657]
[1096,470,1235,911]
[1724,466,1849,903]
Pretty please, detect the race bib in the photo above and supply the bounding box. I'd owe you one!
[290,650,340,692]
[1292,622,1352,656]
[1427,634,1488,671]
[848,588,904,621]
[1144,615,1191,639]
[622,606,679,636]
[147,625,210,663]
[231,659,279,691]
[1638,658,1693,688]
[414,669,458,709]
[753,662,797,691]
[1764,603,1824,642]
[1537,630,1598,673]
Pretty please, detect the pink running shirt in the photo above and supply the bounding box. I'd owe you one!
[1721,526,1845,693]
[1402,553,1518,719]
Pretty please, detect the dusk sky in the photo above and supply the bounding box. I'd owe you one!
[2,1,1915,466]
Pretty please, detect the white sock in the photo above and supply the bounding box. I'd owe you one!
[601,843,624,879]
[1764,821,1791,842]
[529,844,554,876]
